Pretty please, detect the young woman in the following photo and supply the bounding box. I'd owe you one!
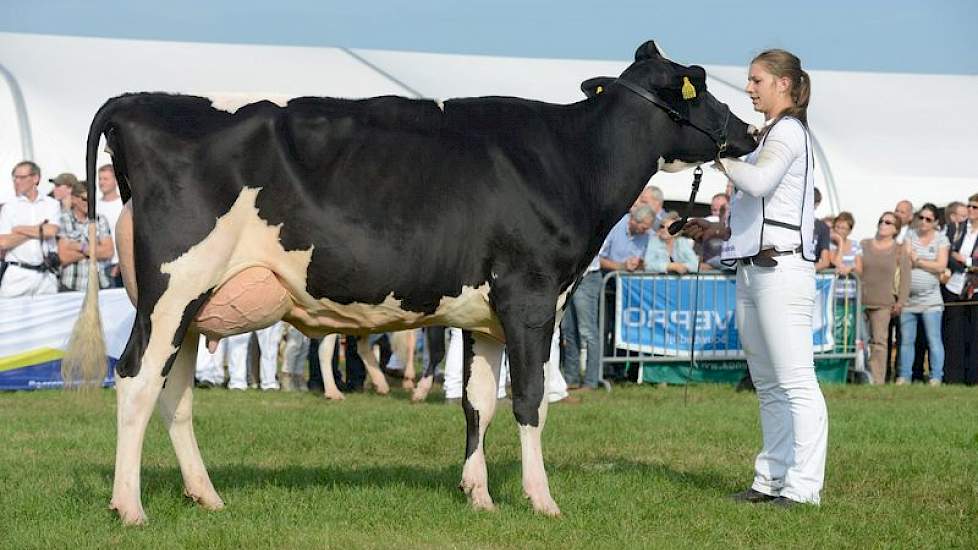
[857,211,910,384]
[899,203,949,385]
[683,49,826,506]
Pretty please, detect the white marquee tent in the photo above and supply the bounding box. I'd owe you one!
[2,32,977,239]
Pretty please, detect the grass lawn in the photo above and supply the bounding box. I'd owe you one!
[1,383,976,549]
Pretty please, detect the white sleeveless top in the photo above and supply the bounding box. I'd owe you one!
[720,117,816,262]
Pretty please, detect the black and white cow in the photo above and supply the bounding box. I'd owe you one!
[67,41,756,524]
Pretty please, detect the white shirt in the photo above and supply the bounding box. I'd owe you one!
[720,117,815,260]
[97,196,124,264]
[0,193,61,264]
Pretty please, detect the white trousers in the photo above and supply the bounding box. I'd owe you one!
[736,254,828,504]
[443,327,568,403]
[195,335,227,385]
[0,266,57,297]
[226,322,283,390]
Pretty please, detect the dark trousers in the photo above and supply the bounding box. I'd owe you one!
[943,302,978,385]
[307,335,366,391]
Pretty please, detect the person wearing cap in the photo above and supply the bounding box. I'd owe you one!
[56,180,114,291]
[0,161,61,297]
[48,172,79,212]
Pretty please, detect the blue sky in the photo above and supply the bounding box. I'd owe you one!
[3,0,976,74]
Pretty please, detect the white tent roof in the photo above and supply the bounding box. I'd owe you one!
[2,32,977,238]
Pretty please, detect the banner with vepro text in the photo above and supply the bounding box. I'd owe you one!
[614,274,836,356]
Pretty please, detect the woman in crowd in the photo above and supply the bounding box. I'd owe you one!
[899,203,949,385]
[829,212,861,352]
[683,49,827,506]
[644,211,699,275]
[857,211,910,384]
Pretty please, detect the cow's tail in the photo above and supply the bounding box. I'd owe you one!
[62,100,117,390]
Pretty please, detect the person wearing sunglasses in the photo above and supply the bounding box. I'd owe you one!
[858,212,911,384]
[899,203,949,385]
[681,49,826,507]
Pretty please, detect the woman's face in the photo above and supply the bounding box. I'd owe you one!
[877,214,898,237]
[916,209,938,233]
[746,62,789,118]
[658,220,675,241]
[833,219,852,239]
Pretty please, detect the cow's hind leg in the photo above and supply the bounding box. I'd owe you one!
[459,331,503,511]
[356,336,390,395]
[412,326,445,402]
[317,334,344,400]
[157,327,224,511]
[500,306,561,516]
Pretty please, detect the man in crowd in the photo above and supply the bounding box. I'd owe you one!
[633,184,665,232]
[0,161,61,297]
[813,188,832,270]
[57,180,114,291]
[599,204,654,273]
[96,164,125,287]
[895,199,914,244]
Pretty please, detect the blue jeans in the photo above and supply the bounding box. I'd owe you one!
[560,271,602,388]
[899,310,944,382]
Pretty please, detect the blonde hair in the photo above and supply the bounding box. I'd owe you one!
[752,49,810,127]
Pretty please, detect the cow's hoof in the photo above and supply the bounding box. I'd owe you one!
[323,389,345,400]
[183,488,225,511]
[109,500,148,526]
[402,378,415,390]
[526,493,561,517]
[460,483,496,512]
[411,376,434,402]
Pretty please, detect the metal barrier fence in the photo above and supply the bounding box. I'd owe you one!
[597,270,863,384]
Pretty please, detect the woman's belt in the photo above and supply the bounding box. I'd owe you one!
[740,246,804,267]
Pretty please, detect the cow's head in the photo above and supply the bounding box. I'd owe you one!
[614,40,757,163]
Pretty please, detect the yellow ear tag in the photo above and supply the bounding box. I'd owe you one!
[681,76,697,100]
[595,85,604,94]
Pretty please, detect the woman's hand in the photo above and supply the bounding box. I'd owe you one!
[891,303,903,317]
[836,265,852,276]
[680,218,729,242]
[668,262,689,275]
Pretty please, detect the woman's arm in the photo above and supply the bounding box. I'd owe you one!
[718,121,805,197]
[914,245,949,274]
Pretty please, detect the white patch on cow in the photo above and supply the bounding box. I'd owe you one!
[554,286,574,327]
[435,98,445,112]
[205,92,292,114]
[459,334,503,511]
[656,157,698,173]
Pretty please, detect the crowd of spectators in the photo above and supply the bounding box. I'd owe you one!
[3,160,977,389]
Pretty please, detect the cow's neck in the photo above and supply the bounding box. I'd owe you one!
[578,87,675,238]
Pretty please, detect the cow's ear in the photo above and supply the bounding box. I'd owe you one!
[635,41,662,62]
[581,77,615,98]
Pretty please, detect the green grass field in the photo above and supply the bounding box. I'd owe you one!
[1,383,976,549]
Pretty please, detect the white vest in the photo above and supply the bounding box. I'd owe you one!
[721,117,816,262]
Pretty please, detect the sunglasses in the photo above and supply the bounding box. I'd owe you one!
[878,218,895,226]
[917,215,935,222]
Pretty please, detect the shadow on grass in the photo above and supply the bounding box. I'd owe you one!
[92,460,525,507]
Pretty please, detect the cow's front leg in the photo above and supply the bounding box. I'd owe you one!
[503,312,561,516]
[459,331,504,511]
[157,328,224,511]
[356,336,390,395]
[317,334,345,400]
